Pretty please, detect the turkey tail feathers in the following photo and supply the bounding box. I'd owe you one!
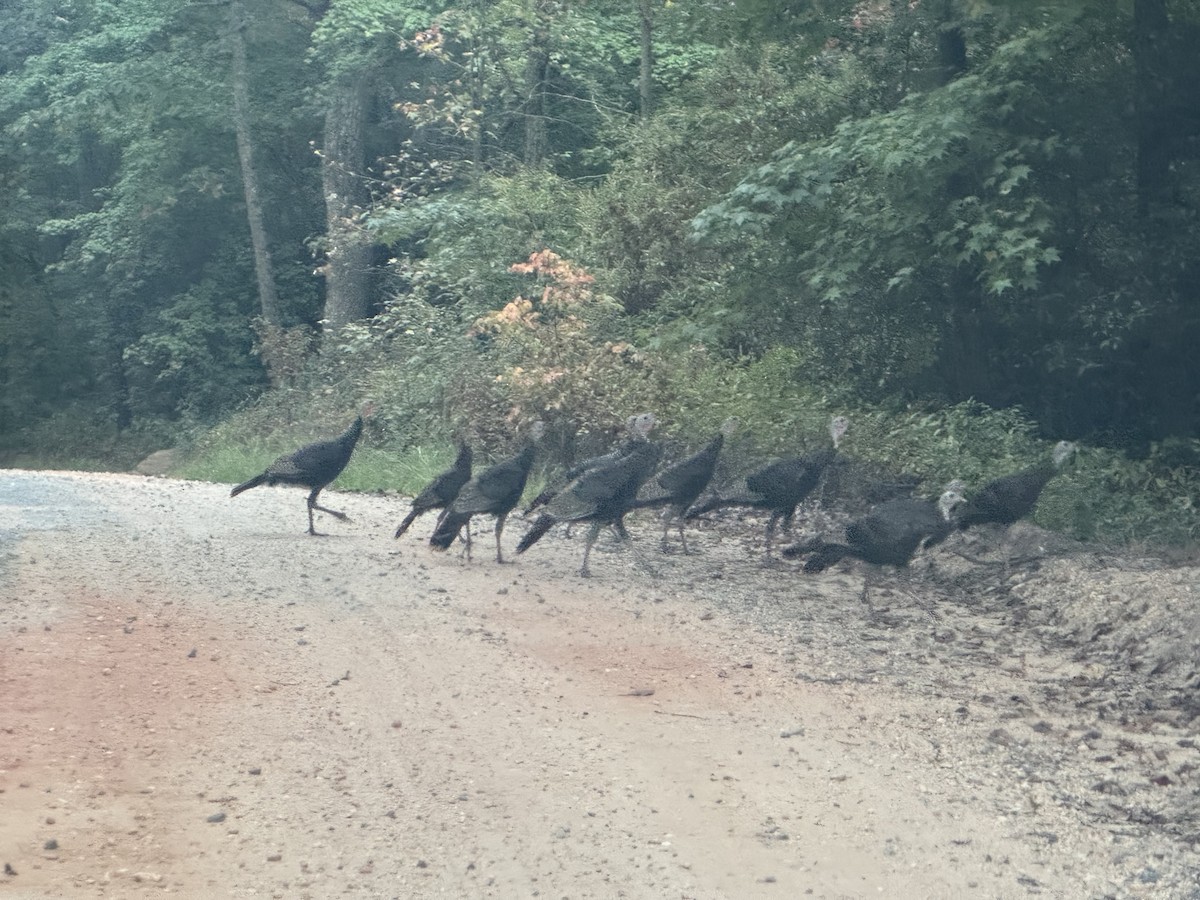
[801,543,851,574]
[429,512,468,551]
[516,514,556,554]
[230,473,268,497]
[393,508,420,539]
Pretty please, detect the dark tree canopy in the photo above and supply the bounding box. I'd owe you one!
[1,0,1198,475]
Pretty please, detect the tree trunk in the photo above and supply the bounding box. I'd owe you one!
[523,5,549,167]
[321,74,373,331]
[638,0,654,120]
[229,0,281,327]
[1134,0,1174,207]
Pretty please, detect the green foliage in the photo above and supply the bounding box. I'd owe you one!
[308,0,438,110]
[650,346,839,455]
[2,0,1198,553]
[333,446,449,495]
[121,245,266,422]
[1059,441,1200,546]
[691,25,1073,391]
[827,401,1200,547]
[833,401,1052,507]
[0,0,314,439]
[374,171,585,301]
[320,293,473,450]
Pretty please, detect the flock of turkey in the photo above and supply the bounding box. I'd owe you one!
[229,405,1078,580]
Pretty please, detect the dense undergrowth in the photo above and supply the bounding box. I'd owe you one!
[6,243,1197,548]
[168,338,1199,550]
[5,246,1196,549]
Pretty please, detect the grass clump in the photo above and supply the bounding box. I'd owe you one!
[177,422,463,499]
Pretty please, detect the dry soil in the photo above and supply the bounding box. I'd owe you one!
[1,470,1198,899]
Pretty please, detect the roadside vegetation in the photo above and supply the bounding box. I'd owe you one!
[2,1,1198,547]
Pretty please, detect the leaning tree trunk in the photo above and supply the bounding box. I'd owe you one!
[229,0,281,327]
[320,74,373,331]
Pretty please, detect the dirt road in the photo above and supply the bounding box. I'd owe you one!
[1,470,1197,898]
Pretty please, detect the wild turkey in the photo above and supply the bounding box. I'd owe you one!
[632,417,738,553]
[394,441,473,539]
[955,441,1077,531]
[230,403,373,535]
[429,421,545,562]
[784,489,966,573]
[687,415,849,559]
[524,412,657,517]
[516,415,662,576]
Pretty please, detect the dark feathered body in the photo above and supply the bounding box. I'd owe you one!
[955,467,1052,529]
[429,425,543,562]
[687,449,834,557]
[745,449,834,520]
[394,442,473,539]
[685,416,848,559]
[525,413,655,516]
[791,493,962,573]
[230,412,366,535]
[955,441,1077,531]
[517,432,663,576]
[634,418,736,552]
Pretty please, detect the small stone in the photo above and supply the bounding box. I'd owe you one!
[187,648,197,658]
[248,767,262,776]
[987,729,1013,747]
[206,811,226,823]
[266,853,282,862]
[43,839,58,851]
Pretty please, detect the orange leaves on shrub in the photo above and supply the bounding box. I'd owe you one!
[508,249,596,311]
[467,250,652,433]
[473,296,538,336]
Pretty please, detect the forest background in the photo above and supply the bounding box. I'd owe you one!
[1,0,1198,545]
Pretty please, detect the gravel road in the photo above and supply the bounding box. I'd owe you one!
[1,469,1198,898]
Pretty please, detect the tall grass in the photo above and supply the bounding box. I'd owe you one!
[176,442,460,497]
